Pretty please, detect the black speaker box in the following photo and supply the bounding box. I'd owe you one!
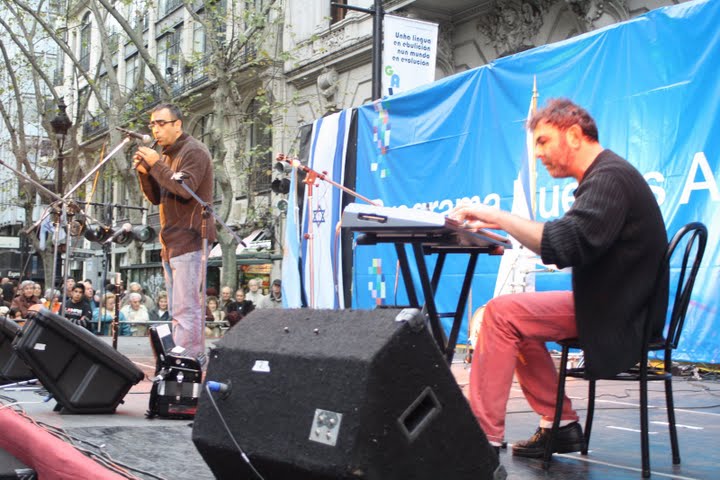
[192,308,505,480]
[0,319,34,385]
[12,308,144,414]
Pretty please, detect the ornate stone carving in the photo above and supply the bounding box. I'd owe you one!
[317,67,339,113]
[477,1,555,57]
[436,22,455,76]
[566,0,630,30]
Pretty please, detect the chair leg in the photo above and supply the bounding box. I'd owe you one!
[543,345,570,470]
[583,380,595,455]
[665,377,681,464]
[640,365,651,478]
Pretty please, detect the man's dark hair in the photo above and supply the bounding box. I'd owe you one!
[72,283,86,294]
[528,98,599,142]
[152,103,184,123]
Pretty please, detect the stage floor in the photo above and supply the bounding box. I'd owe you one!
[2,336,718,479]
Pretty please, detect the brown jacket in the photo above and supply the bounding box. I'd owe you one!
[138,133,216,260]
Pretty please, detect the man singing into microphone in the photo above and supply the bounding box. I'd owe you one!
[133,103,216,359]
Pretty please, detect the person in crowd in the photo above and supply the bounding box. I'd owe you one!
[449,98,668,458]
[225,289,255,317]
[92,293,130,336]
[1,282,13,308]
[245,278,267,307]
[155,291,170,323]
[262,279,283,308]
[205,295,226,337]
[134,103,216,359]
[62,277,76,299]
[10,280,41,318]
[64,283,93,331]
[120,292,151,336]
[84,282,99,312]
[122,282,157,312]
[225,311,243,329]
[43,289,62,314]
[219,286,233,310]
[33,283,43,299]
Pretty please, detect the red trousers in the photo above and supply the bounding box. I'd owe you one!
[469,291,579,443]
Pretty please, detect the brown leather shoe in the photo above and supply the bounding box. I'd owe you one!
[512,422,585,458]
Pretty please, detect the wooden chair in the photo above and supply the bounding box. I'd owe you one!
[543,222,707,478]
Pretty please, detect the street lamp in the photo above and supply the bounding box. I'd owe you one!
[49,98,72,194]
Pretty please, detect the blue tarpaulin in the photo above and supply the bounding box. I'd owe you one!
[350,0,719,364]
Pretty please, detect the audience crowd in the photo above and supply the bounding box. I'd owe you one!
[1,276,283,338]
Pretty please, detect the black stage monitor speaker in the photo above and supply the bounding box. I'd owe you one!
[12,308,144,414]
[0,318,34,385]
[192,308,506,480]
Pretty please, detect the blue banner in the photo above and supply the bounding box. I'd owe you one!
[351,0,720,363]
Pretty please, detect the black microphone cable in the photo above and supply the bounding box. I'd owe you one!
[204,382,265,480]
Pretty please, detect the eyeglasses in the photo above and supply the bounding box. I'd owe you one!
[148,119,178,128]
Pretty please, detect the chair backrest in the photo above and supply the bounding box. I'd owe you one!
[663,222,707,351]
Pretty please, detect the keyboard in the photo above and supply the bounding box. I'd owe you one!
[341,203,511,250]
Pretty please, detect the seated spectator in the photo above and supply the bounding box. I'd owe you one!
[64,283,93,331]
[120,292,150,336]
[122,282,156,312]
[219,286,233,310]
[11,280,41,318]
[225,289,255,317]
[155,291,170,323]
[92,293,131,336]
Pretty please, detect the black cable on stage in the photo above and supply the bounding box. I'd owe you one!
[204,382,266,480]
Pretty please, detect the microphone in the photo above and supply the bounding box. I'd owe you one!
[104,223,132,244]
[116,127,156,146]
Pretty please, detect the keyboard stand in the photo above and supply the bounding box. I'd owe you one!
[357,233,499,364]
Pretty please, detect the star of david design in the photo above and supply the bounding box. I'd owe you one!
[313,206,326,227]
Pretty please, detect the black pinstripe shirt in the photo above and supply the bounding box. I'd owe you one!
[541,150,668,379]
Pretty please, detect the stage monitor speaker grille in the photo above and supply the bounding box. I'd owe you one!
[12,308,144,414]
[192,308,505,480]
[0,318,34,385]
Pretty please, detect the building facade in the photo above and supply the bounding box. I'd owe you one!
[44,0,687,296]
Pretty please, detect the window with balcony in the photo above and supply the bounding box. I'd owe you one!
[79,12,92,70]
[159,0,183,18]
[192,15,206,56]
[248,97,272,193]
[125,54,140,92]
[129,0,149,31]
[156,25,183,79]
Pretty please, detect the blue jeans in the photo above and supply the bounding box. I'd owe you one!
[163,250,204,357]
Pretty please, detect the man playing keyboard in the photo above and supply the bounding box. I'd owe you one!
[450,98,667,458]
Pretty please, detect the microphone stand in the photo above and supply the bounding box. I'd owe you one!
[276,154,378,308]
[23,137,132,237]
[171,172,246,356]
[0,158,108,315]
